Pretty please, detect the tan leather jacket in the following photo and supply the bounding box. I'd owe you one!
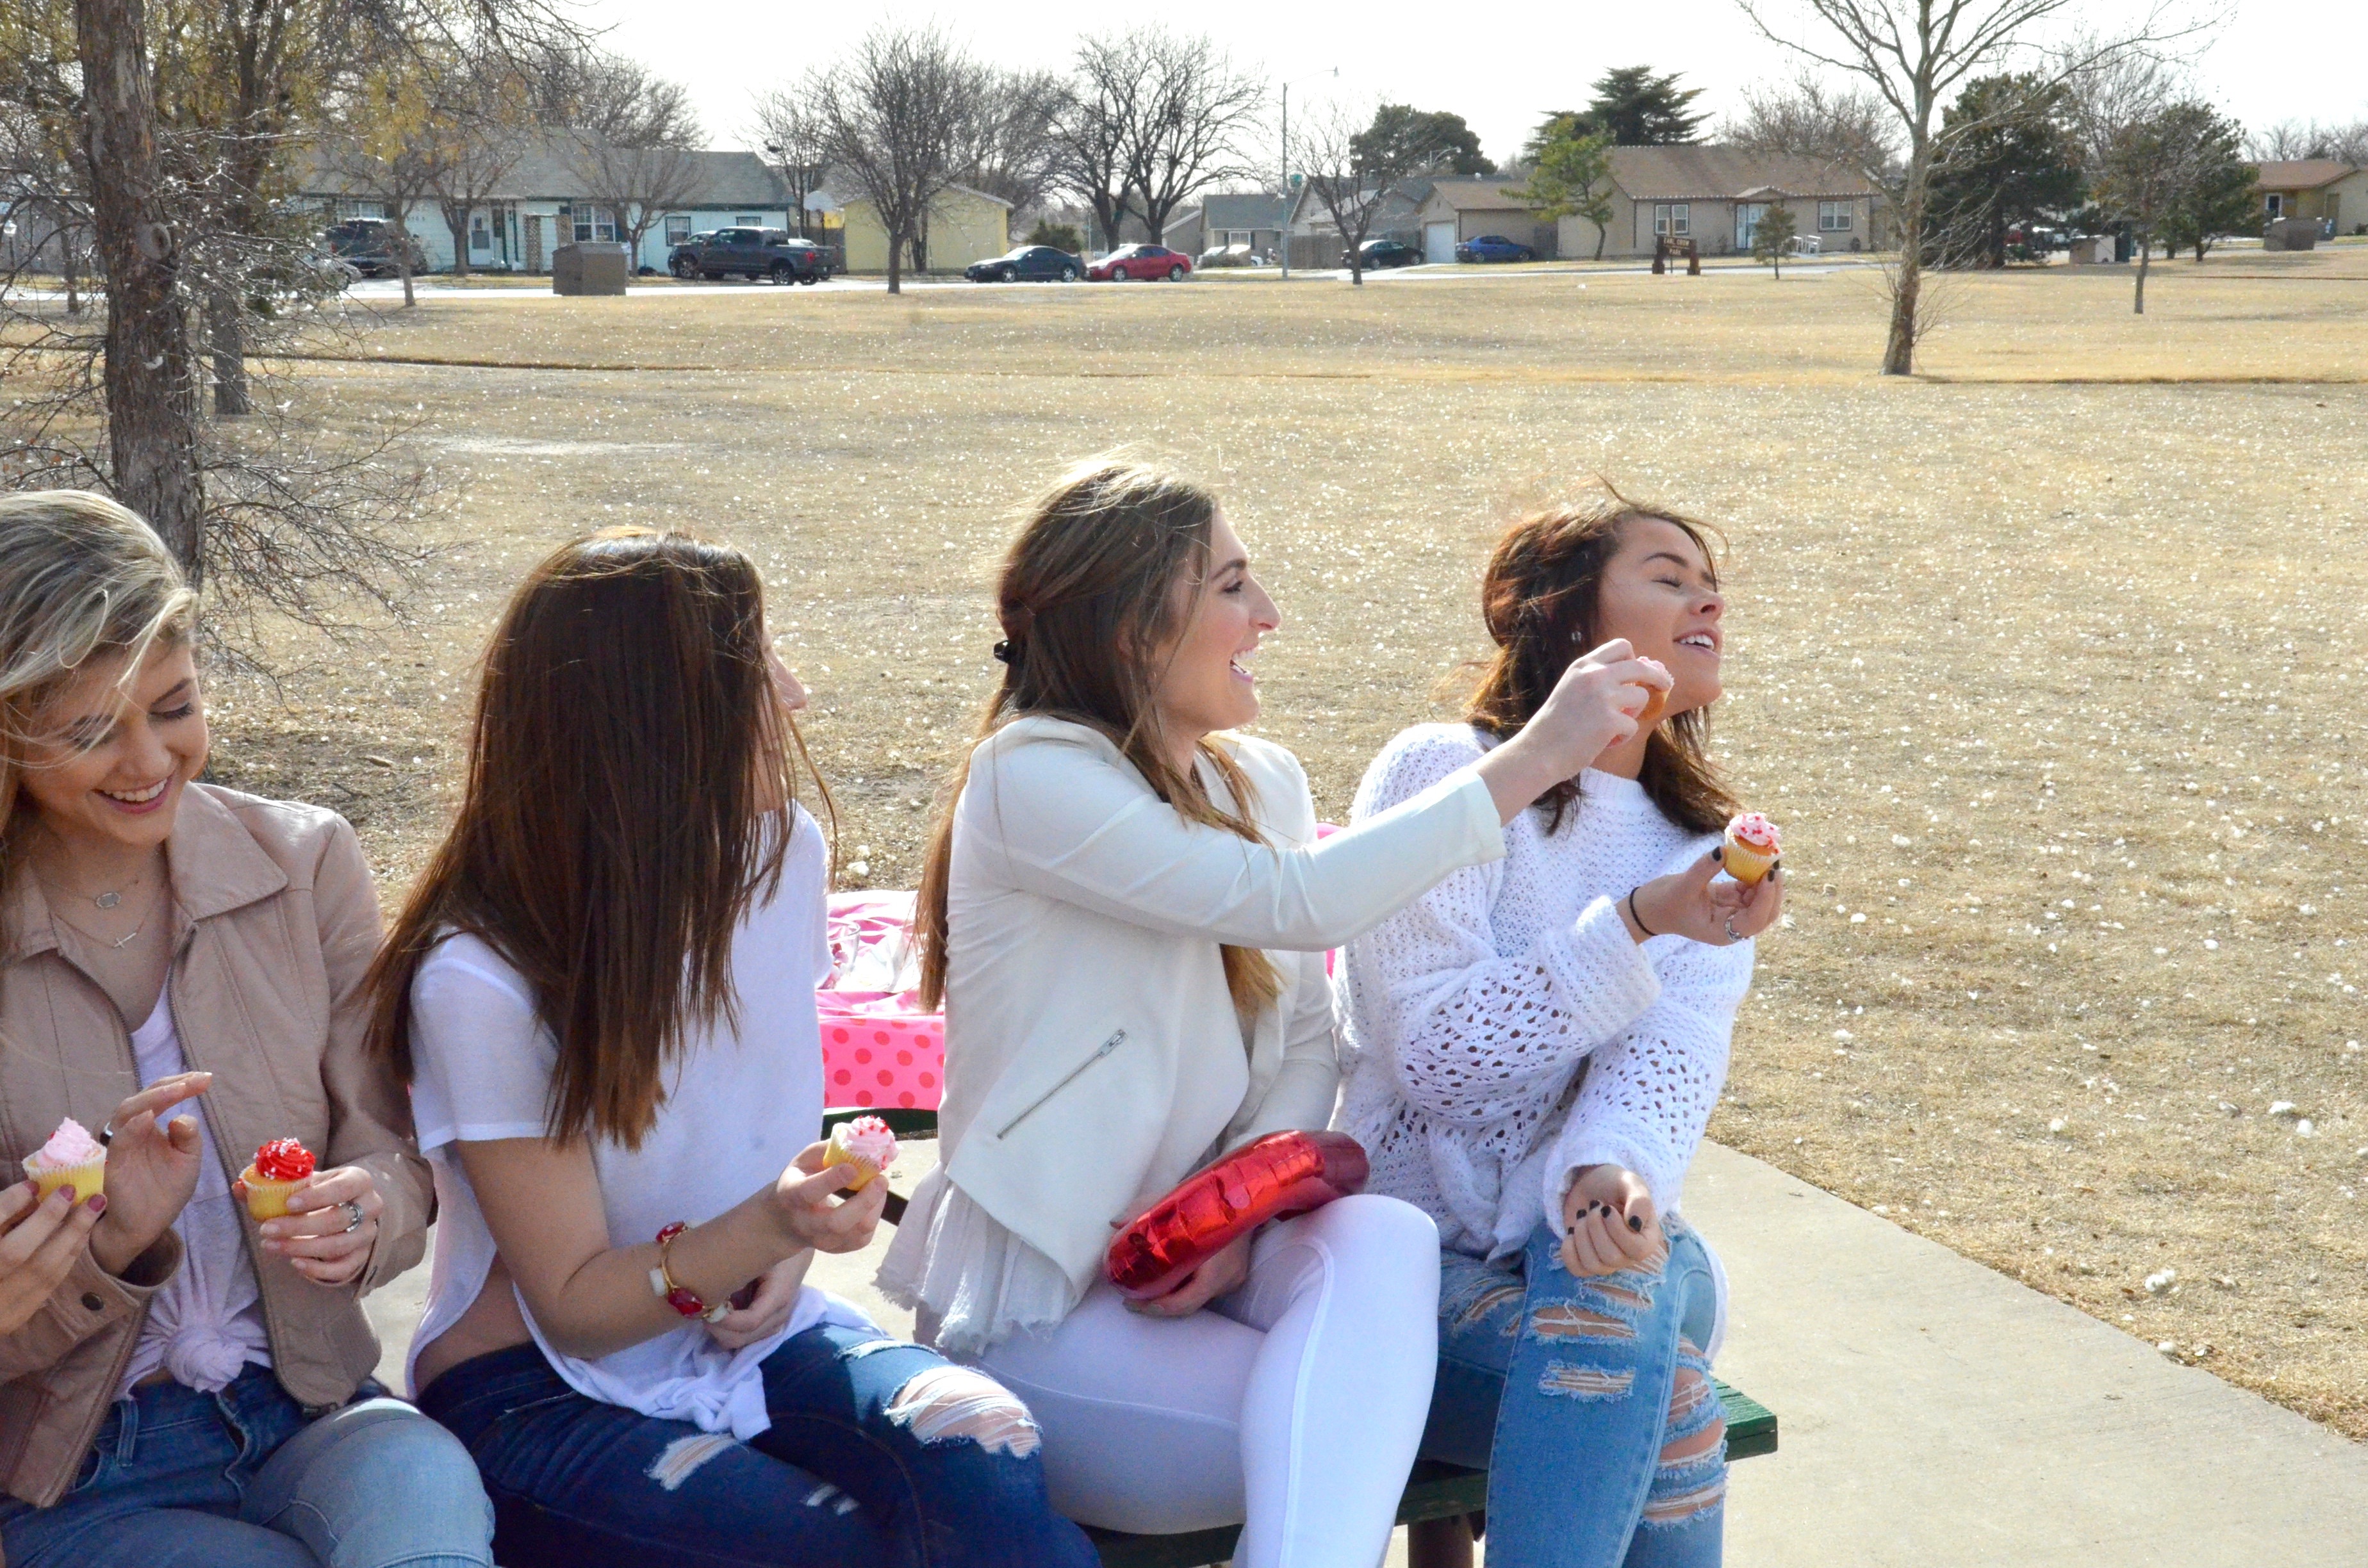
[0,785,430,1507]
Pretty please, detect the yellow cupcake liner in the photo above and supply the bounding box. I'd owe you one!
[242,1169,308,1221]
[22,1154,104,1204]
[821,1144,883,1192]
[1722,838,1778,886]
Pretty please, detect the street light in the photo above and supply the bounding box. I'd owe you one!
[1278,67,1336,281]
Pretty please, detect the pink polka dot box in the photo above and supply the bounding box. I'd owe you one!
[819,892,944,1112]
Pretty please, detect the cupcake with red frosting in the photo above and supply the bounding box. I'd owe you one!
[22,1118,105,1203]
[242,1138,316,1221]
[821,1116,898,1192]
[1722,812,1782,886]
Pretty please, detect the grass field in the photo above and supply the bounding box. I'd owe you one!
[182,246,2367,1436]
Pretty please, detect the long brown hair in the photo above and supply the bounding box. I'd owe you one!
[1467,487,1740,836]
[366,528,803,1148]
[916,457,1279,1016]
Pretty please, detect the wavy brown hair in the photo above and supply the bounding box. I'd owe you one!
[1467,487,1740,837]
[366,529,805,1148]
[916,457,1279,1016]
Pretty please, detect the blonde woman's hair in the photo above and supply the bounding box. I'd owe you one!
[0,491,197,907]
[916,457,1281,1018]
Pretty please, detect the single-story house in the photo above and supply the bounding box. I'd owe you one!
[1167,192,1292,259]
[302,142,794,274]
[1563,145,1879,259]
[827,184,1010,274]
[2249,159,2368,235]
[1413,177,1554,261]
[1287,179,1433,266]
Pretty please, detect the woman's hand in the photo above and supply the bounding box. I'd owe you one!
[0,1180,106,1335]
[1622,848,1784,946]
[1559,1164,1663,1278]
[241,1164,382,1287]
[90,1072,210,1277]
[1476,640,1673,826]
[768,1142,886,1256]
[1125,1230,1254,1319]
[705,1254,811,1350]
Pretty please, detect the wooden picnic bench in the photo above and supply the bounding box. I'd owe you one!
[827,1108,1776,1568]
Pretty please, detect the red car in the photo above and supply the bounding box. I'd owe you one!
[1088,244,1194,282]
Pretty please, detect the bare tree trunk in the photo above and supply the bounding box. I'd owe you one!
[1883,178,1925,376]
[2133,236,2149,314]
[443,204,472,278]
[61,221,82,314]
[74,0,205,578]
[397,229,416,307]
[885,219,904,294]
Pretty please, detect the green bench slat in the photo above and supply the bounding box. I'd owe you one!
[825,1107,1778,1567]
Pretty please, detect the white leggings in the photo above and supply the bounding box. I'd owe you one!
[973,1194,1440,1568]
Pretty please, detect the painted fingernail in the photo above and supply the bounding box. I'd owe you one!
[1627,1215,1645,1233]
[86,1194,106,1214]
[57,1185,75,1204]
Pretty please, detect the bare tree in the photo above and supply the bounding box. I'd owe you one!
[1735,0,2205,374]
[752,78,830,238]
[2247,117,2368,166]
[1126,29,1265,244]
[322,60,441,307]
[426,58,530,277]
[812,24,984,293]
[554,51,705,267]
[1054,31,1146,249]
[960,68,1067,218]
[1291,99,1410,284]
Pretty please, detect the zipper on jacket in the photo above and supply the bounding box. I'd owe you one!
[996,1029,1128,1139]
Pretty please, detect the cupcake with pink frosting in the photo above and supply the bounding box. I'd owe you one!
[1722,812,1782,886]
[21,1117,105,1203]
[821,1115,898,1192]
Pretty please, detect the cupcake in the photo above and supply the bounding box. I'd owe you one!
[821,1116,898,1193]
[242,1138,317,1221]
[1722,812,1782,886]
[22,1118,105,1203]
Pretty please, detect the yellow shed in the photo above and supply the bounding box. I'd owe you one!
[837,184,1012,274]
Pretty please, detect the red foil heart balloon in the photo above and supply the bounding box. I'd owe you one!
[1105,1131,1370,1300]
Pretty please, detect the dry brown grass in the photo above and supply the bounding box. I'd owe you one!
[195,245,2366,1435]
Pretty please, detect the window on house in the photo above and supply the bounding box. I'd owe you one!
[336,200,387,221]
[470,215,491,250]
[735,215,761,226]
[664,215,692,243]
[1654,204,1690,236]
[2264,193,2283,216]
[564,204,616,243]
[1819,200,1853,232]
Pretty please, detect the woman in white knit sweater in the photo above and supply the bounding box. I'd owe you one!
[1340,491,1784,1568]
[881,459,1681,1568]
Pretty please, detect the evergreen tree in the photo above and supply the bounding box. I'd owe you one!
[1502,126,1615,257]
[2156,111,2258,261]
[1924,74,2085,268]
[1353,104,1490,177]
[1533,65,1706,152]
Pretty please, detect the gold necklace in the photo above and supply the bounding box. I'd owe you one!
[38,873,156,951]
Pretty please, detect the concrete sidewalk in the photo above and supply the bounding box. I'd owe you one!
[364,1140,2367,1564]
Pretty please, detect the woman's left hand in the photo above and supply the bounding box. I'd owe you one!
[1126,1230,1254,1319]
[1627,849,1784,947]
[241,1165,381,1286]
[706,1254,810,1350]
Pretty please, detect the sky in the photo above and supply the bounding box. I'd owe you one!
[580,0,2368,167]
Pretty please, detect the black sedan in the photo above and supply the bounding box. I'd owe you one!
[1346,239,1422,270]
[965,246,1084,283]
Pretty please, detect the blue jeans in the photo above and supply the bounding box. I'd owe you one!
[415,1327,1099,1568]
[1423,1220,1726,1568]
[0,1364,494,1568]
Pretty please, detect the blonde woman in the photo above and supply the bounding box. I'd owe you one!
[880,459,1675,1568]
[0,492,491,1568]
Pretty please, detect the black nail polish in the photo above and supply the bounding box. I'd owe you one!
[1627,1215,1645,1233]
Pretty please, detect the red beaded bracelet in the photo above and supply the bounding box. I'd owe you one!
[649,1221,727,1323]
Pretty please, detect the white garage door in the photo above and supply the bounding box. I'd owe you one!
[1424,222,1458,264]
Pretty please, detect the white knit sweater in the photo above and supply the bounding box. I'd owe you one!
[1338,724,1752,1270]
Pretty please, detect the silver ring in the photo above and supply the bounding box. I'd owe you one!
[338,1200,364,1234]
[97,1123,115,1147]
[1723,918,1745,944]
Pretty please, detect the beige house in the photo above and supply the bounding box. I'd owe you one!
[834,184,1011,274]
[1563,145,1879,259]
[1413,178,1551,262]
[2249,160,2368,236]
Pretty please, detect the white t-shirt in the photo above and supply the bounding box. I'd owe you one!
[404,807,873,1439]
[120,995,273,1396]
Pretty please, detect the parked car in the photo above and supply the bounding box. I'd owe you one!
[668,228,827,284]
[321,218,426,278]
[1346,238,1422,270]
[965,245,1084,282]
[1454,234,1534,264]
[1087,243,1193,282]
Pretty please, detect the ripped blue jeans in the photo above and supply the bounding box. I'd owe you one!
[1423,1218,1725,1568]
[414,1330,1097,1568]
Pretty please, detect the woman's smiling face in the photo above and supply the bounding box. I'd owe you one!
[1148,510,1281,752]
[1591,516,1725,716]
[15,641,210,858]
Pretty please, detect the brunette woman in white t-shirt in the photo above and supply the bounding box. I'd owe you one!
[370,530,1096,1568]
[878,459,1699,1568]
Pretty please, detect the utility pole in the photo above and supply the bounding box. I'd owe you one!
[1278,68,1336,281]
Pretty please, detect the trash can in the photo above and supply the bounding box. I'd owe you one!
[552,241,630,296]
[2264,218,2318,252]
